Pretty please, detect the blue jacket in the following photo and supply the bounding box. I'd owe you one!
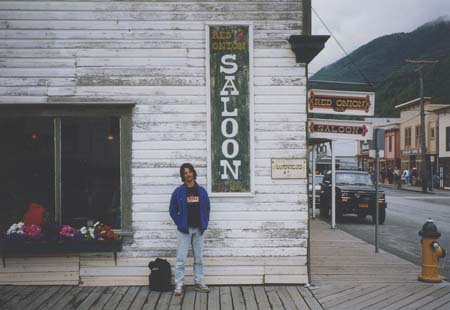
[169,183,210,235]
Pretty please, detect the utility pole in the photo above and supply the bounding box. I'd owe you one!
[405,60,438,193]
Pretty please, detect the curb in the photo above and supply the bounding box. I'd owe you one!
[380,185,440,194]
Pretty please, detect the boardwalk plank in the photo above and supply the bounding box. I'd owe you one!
[265,286,284,309]
[90,286,118,310]
[418,286,450,310]
[364,284,429,310]
[317,284,373,303]
[311,284,356,298]
[117,286,140,310]
[156,291,173,310]
[103,286,128,309]
[0,285,15,297]
[332,284,404,310]
[129,286,151,310]
[207,286,219,310]
[142,291,161,310]
[253,286,271,310]
[194,290,207,310]
[36,286,73,310]
[322,284,384,308]
[181,287,195,310]
[219,286,233,310]
[168,289,183,310]
[68,287,95,309]
[0,285,36,308]
[380,284,445,310]
[76,286,106,310]
[347,284,424,310]
[52,287,83,310]
[297,286,323,310]
[231,286,245,310]
[67,286,95,309]
[400,285,450,310]
[286,286,310,310]
[13,286,48,309]
[241,286,258,310]
[276,286,297,310]
[435,300,450,310]
[28,286,60,310]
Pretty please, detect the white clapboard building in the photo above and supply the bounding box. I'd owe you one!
[0,1,316,286]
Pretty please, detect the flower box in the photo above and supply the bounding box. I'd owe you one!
[1,238,122,267]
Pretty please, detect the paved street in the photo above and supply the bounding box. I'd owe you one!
[318,187,450,281]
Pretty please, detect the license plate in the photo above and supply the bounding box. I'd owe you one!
[359,203,369,209]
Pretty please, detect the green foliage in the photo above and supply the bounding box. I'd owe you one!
[311,18,450,117]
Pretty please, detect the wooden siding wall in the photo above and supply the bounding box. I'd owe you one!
[0,0,308,285]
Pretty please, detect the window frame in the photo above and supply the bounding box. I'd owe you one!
[415,125,421,147]
[0,104,133,235]
[405,127,411,147]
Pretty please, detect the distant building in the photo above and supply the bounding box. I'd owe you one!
[357,118,400,176]
[395,98,449,185]
[436,106,450,189]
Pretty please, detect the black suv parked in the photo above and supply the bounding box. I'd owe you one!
[319,170,387,224]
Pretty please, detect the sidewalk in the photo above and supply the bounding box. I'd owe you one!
[381,183,450,195]
[309,218,450,309]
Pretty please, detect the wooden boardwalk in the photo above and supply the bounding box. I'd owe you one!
[309,219,450,309]
[0,285,323,309]
[1,218,449,309]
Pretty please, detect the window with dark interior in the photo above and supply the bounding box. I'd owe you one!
[405,127,411,147]
[0,106,132,233]
[415,125,421,147]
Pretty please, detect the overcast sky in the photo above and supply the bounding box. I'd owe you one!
[309,0,450,77]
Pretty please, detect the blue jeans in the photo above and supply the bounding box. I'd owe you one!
[175,227,204,286]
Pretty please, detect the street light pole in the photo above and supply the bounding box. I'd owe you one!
[419,68,427,193]
[405,59,438,193]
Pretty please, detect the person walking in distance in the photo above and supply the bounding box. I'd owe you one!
[393,167,401,188]
[169,163,211,296]
[402,168,410,186]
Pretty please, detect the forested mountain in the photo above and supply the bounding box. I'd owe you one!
[311,17,450,116]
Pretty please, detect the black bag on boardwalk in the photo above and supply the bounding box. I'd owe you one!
[148,258,174,292]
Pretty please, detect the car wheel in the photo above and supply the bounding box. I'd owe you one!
[371,207,386,225]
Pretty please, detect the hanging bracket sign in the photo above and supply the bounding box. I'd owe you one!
[309,118,373,141]
[308,89,375,116]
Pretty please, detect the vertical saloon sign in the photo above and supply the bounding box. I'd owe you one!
[207,24,253,195]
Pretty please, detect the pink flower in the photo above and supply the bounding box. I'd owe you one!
[60,225,78,239]
[23,224,43,239]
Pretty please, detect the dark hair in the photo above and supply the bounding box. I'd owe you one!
[179,163,197,182]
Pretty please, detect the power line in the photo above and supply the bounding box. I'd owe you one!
[311,6,376,90]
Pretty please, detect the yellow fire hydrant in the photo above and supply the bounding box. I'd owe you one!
[418,219,446,283]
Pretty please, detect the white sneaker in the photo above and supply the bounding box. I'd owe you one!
[174,284,183,296]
